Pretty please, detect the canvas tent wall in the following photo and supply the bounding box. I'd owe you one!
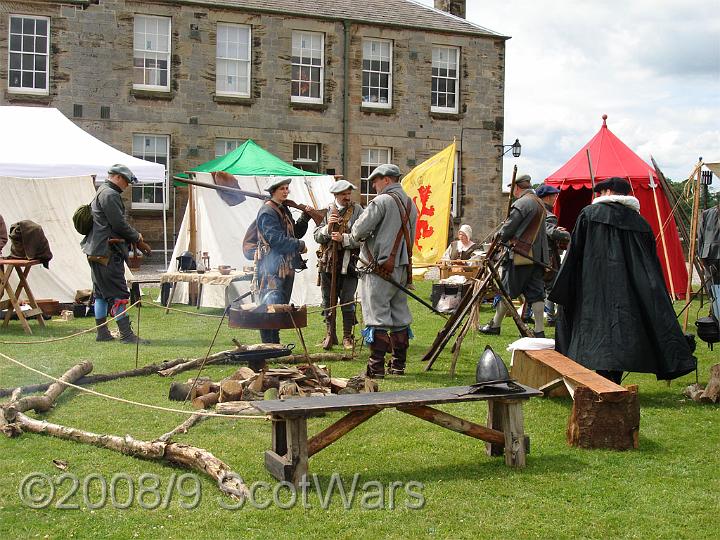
[0,176,96,303]
[545,116,687,297]
[0,106,169,264]
[168,172,334,307]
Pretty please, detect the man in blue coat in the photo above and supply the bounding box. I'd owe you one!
[255,178,311,343]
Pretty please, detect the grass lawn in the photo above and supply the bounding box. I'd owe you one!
[0,281,718,539]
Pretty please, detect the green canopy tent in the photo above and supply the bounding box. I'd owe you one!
[174,139,321,184]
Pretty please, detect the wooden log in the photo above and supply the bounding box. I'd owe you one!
[0,358,187,398]
[501,400,527,467]
[168,382,192,402]
[229,367,256,381]
[215,401,264,415]
[400,405,505,445]
[155,414,206,442]
[307,409,381,457]
[7,411,248,500]
[700,363,720,403]
[566,385,640,450]
[192,392,219,410]
[7,361,93,417]
[219,380,244,402]
[157,350,239,377]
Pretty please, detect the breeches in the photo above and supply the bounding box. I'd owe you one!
[358,266,412,330]
[89,252,130,301]
[320,272,358,318]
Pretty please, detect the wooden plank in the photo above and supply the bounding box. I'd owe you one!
[399,405,505,445]
[501,400,526,468]
[251,384,541,417]
[514,350,628,400]
[512,351,569,398]
[264,450,293,482]
[307,408,380,457]
[286,418,308,485]
[538,377,565,395]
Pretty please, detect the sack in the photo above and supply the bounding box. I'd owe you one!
[242,220,259,260]
[73,204,93,235]
[436,291,462,313]
[513,242,534,266]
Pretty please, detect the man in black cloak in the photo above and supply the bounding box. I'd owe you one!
[549,177,696,383]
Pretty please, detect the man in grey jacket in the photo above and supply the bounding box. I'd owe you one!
[349,164,418,378]
[314,179,364,350]
[480,174,549,337]
[81,164,147,344]
[698,203,720,317]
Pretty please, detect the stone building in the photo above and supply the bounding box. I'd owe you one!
[1,0,508,250]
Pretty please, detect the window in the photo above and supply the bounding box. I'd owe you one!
[360,147,392,205]
[131,134,169,209]
[215,138,243,158]
[8,15,49,94]
[293,143,320,173]
[431,46,459,113]
[291,31,323,103]
[216,23,250,97]
[133,15,171,91]
[362,39,392,108]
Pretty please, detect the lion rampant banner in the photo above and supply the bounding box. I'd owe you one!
[401,142,456,266]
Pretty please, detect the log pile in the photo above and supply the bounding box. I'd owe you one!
[170,365,378,410]
[683,363,720,403]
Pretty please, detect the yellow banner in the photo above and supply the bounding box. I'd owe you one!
[401,142,456,265]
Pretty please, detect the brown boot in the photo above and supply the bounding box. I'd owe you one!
[117,316,150,345]
[388,329,409,375]
[342,312,355,350]
[95,318,114,342]
[321,323,338,350]
[366,329,391,379]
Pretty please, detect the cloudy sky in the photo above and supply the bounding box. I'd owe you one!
[416,0,720,186]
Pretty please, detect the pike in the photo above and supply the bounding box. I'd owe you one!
[352,255,447,317]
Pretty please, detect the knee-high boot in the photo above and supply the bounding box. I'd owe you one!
[342,311,355,350]
[389,329,409,375]
[367,330,391,379]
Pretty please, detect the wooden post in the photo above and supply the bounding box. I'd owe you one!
[485,400,505,457]
[500,399,526,467]
[649,171,676,299]
[286,417,309,485]
[683,160,703,330]
[187,182,199,305]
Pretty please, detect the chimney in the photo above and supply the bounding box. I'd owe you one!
[434,0,466,19]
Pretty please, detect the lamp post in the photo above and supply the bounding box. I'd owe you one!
[495,138,521,158]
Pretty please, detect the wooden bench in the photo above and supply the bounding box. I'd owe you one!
[250,384,542,485]
[511,349,640,450]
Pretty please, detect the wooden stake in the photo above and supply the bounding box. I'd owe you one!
[649,171,676,299]
[684,160,703,330]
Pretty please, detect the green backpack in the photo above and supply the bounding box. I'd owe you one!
[72,204,93,235]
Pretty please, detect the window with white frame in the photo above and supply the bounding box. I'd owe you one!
[133,15,171,91]
[131,134,169,209]
[360,147,392,205]
[215,138,243,158]
[431,46,459,113]
[362,39,392,108]
[291,31,323,103]
[216,23,250,97]
[8,15,49,94]
[293,143,320,173]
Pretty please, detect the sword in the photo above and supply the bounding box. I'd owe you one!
[352,255,448,317]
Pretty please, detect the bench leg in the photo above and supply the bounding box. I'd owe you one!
[500,400,526,468]
[264,417,308,485]
[485,400,505,457]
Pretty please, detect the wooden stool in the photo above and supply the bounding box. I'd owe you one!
[0,258,46,335]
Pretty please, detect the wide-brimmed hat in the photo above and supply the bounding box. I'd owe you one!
[264,177,292,193]
[367,164,401,182]
[108,164,138,184]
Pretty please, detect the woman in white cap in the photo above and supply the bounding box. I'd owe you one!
[441,224,479,261]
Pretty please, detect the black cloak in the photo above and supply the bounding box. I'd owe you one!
[549,199,696,380]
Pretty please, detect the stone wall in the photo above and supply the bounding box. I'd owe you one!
[1,0,507,249]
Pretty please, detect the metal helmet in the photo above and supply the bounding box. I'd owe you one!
[475,345,510,383]
[176,250,196,272]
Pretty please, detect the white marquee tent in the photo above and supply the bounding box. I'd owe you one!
[0,106,167,303]
[168,172,335,307]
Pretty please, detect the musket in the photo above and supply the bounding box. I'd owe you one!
[505,164,518,217]
[179,175,327,226]
[353,255,447,317]
[499,242,555,271]
[322,203,340,349]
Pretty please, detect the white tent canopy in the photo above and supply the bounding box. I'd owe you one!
[168,172,335,307]
[0,106,165,182]
[0,175,98,303]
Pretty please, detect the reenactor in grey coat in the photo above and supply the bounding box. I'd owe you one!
[698,204,720,317]
[314,179,364,349]
[81,164,148,344]
[480,174,549,337]
[349,164,418,378]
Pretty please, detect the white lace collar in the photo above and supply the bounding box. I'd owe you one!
[592,194,640,213]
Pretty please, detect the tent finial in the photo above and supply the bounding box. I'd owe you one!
[602,114,608,126]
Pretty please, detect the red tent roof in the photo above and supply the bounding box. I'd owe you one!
[544,115,688,298]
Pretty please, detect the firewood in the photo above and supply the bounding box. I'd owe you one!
[264,388,279,400]
[229,367,256,381]
[700,363,720,403]
[192,392,219,409]
[241,387,264,401]
[155,414,206,442]
[219,380,244,402]
[683,383,705,402]
[0,358,187,398]
[6,361,93,417]
[330,378,348,393]
[215,401,263,415]
[169,382,192,402]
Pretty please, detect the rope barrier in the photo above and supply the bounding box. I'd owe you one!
[0,351,267,420]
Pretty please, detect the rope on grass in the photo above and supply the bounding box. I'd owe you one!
[0,351,267,420]
[0,300,142,345]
